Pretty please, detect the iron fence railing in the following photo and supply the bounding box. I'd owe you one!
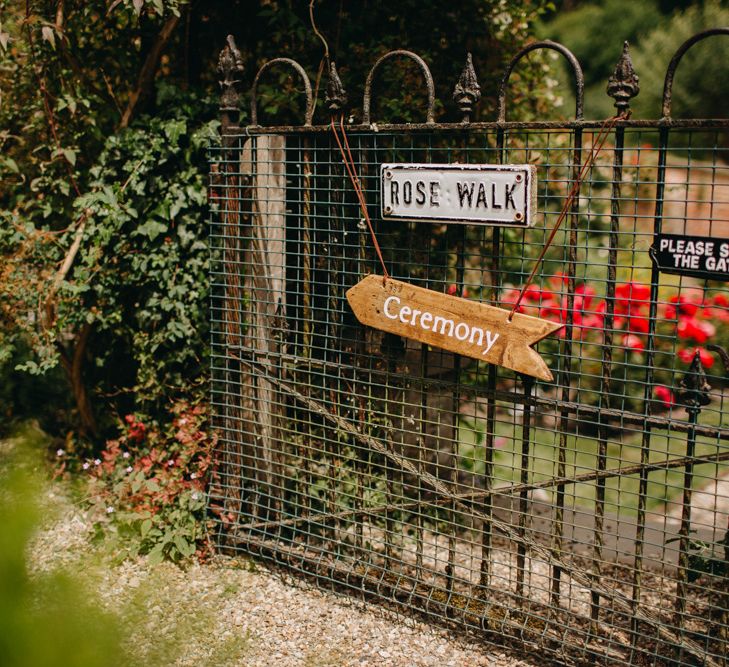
[209,30,729,666]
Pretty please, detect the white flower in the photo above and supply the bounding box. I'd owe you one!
[178,417,188,426]
[82,462,90,470]
[167,459,175,467]
[122,451,130,459]
[56,448,65,457]
[94,459,101,466]
[191,492,201,501]
[190,472,197,480]
[126,466,133,473]
[106,506,115,514]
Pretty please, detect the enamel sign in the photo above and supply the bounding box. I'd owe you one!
[346,275,561,381]
[380,163,537,227]
[651,233,729,282]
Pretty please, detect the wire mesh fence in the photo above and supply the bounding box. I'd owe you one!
[208,34,729,666]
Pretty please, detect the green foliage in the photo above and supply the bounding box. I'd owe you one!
[542,0,662,88]
[61,88,217,406]
[631,0,729,120]
[541,0,729,120]
[80,399,214,564]
[0,429,126,667]
[2,85,217,433]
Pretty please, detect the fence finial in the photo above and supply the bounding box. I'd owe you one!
[325,61,348,114]
[453,52,481,123]
[679,349,712,412]
[607,41,639,115]
[218,35,244,114]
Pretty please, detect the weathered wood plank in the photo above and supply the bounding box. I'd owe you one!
[347,275,562,381]
[240,134,287,519]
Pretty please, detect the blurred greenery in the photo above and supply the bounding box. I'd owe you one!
[540,0,729,120]
[0,427,125,667]
[0,425,252,665]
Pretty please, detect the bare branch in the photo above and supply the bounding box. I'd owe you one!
[119,14,180,129]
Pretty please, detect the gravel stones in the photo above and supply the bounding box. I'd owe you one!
[27,486,538,667]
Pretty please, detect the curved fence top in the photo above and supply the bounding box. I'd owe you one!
[497,40,584,123]
[662,27,729,119]
[362,49,436,125]
[250,57,314,127]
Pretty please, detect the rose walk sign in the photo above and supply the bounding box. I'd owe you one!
[347,276,562,382]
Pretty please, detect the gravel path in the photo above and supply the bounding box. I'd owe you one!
[28,485,537,667]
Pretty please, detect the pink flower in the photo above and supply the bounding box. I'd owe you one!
[623,333,645,352]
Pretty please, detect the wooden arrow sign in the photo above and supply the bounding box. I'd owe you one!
[346,275,562,382]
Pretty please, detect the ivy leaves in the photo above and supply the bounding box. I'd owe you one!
[45,89,218,411]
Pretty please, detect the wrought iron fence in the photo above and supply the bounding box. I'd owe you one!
[208,30,729,666]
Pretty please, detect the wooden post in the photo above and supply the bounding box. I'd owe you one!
[240,135,287,522]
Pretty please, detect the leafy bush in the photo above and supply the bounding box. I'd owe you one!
[78,399,214,564]
[1,84,217,436]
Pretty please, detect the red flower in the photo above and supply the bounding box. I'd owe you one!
[446,284,469,298]
[678,346,715,369]
[623,333,645,352]
[665,294,699,319]
[712,293,729,308]
[615,282,650,308]
[677,317,715,344]
[627,315,650,334]
[522,285,546,303]
[502,288,528,314]
[654,385,674,408]
[575,284,597,311]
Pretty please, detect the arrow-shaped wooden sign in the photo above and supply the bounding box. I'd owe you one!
[346,275,562,382]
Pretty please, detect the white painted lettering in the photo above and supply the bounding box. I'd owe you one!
[383,296,400,319]
[469,327,484,346]
[433,315,455,337]
[381,294,502,358]
[455,322,469,340]
[483,331,500,354]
